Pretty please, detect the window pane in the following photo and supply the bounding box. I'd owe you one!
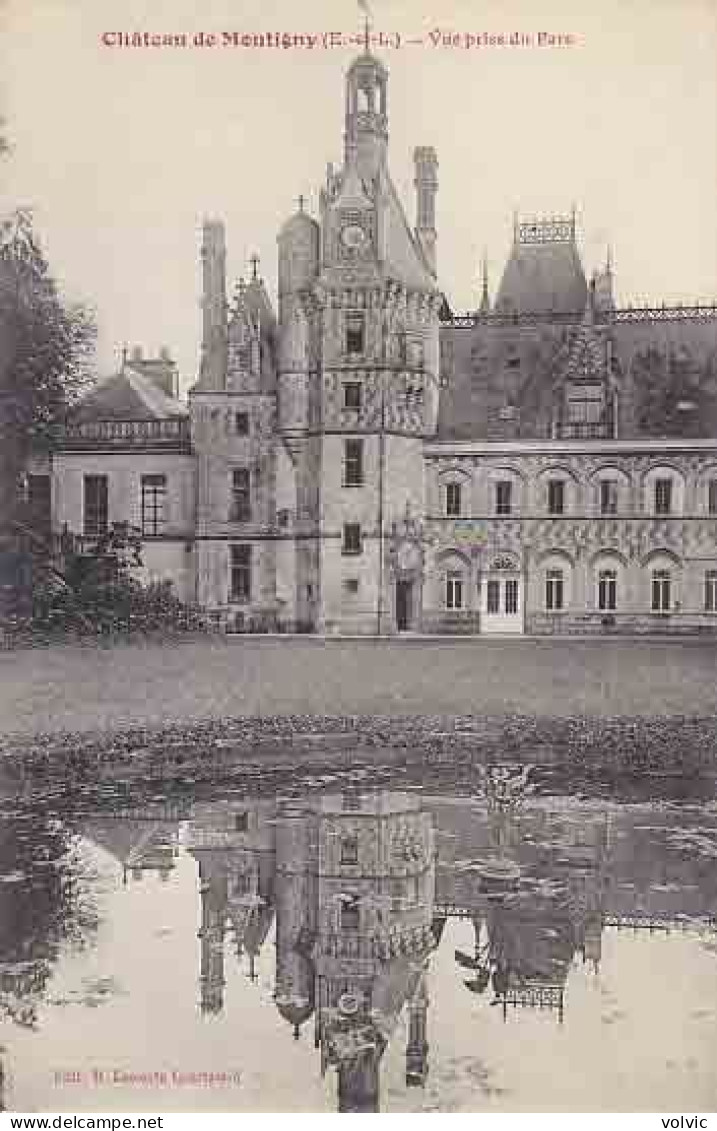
[600,480,618,515]
[141,474,166,536]
[704,571,717,612]
[83,475,108,537]
[486,579,500,614]
[235,412,250,435]
[446,482,461,517]
[231,468,251,522]
[230,544,251,603]
[344,383,362,410]
[546,568,564,611]
[548,480,565,515]
[496,481,512,515]
[505,579,519,614]
[708,480,717,515]
[342,523,362,555]
[345,313,365,355]
[654,479,672,515]
[343,440,364,487]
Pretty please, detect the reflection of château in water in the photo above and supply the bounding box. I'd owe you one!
[185,791,438,1113]
[58,786,717,1110]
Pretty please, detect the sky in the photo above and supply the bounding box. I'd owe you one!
[1,0,716,394]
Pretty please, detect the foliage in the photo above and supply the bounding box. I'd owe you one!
[28,522,204,636]
[0,210,96,449]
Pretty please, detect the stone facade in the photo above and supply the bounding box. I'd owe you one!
[48,48,717,635]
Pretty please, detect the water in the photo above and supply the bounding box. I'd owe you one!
[0,764,716,1113]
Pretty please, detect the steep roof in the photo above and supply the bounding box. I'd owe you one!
[73,365,187,423]
[382,172,436,292]
[495,230,588,316]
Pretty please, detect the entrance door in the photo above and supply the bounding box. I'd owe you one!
[396,580,412,632]
[482,573,523,634]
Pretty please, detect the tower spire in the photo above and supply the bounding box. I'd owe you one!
[358,0,372,51]
[479,249,490,314]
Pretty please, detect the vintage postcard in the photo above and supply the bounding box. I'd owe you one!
[0,0,716,1118]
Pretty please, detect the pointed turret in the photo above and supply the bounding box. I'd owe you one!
[197,218,228,390]
[479,250,491,314]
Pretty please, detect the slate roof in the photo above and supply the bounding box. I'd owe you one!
[73,365,187,423]
[494,239,588,316]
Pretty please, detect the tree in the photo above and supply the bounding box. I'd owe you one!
[0,210,96,530]
[0,210,95,623]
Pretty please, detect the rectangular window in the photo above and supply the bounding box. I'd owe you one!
[83,475,108,537]
[345,312,365,355]
[708,479,717,515]
[654,478,672,516]
[340,896,360,931]
[567,383,604,425]
[505,579,519,615]
[234,812,249,833]
[446,571,463,610]
[651,569,671,613]
[229,544,251,604]
[235,411,250,436]
[141,474,166,536]
[486,579,500,614]
[545,569,564,612]
[495,481,512,516]
[598,569,617,612]
[230,468,251,522]
[704,570,717,612]
[343,577,360,595]
[343,382,362,410]
[446,482,461,517]
[342,522,362,555]
[340,837,358,865]
[547,479,565,516]
[600,479,618,516]
[343,439,364,487]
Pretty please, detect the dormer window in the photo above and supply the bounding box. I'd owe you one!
[565,382,605,438]
[345,312,365,356]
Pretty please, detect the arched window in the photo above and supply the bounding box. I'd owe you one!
[545,568,564,611]
[598,569,617,611]
[445,482,461,517]
[704,570,717,612]
[446,571,463,610]
[651,569,671,612]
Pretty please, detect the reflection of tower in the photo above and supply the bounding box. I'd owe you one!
[186,801,277,1012]
[274,806,316,1040]
[197,860,227,1015]
[405,973,429,1086]
[315,792,438,1112]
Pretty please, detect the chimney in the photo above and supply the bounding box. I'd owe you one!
[199,218,228,390]
[413,147,438,276]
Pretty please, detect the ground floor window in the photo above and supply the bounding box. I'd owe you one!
[230,544,251,604]
[141,474,166,536]
[651,568,671,612]
[705,570,717,612]
[83,474,108,538]
[505,579,519,614]
[446,571,463,610]
[545,568,564,611]
[598,569,617,612]
[486,579,500,614]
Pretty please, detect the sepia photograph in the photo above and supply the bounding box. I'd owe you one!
[0,0,716,1117]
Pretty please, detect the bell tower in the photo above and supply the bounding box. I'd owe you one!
[344,50,389,179]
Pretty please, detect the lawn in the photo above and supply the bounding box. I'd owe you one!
[1,635,716,737]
